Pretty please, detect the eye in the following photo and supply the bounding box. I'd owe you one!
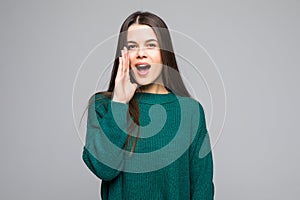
[147,43,157,48]
[127,44,137,50]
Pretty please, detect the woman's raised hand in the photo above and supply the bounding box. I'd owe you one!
[112,46,138,104]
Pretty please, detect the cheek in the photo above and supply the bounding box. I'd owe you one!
[151,51,162,63]
[152,64,163,74]
[128,53,135,67]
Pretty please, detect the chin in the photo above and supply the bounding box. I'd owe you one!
[135,80,152,86]
[134,76,163,88]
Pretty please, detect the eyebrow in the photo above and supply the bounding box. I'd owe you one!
[127,39,158,44]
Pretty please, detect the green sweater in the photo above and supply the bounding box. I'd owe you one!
[82,92,214,200]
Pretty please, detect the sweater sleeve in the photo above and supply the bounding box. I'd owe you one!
[189,103,215,200]
[82,93,129,181]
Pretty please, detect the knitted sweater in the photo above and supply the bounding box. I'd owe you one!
[82,92,214,200]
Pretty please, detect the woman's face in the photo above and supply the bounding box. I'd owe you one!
[127,24,163,86]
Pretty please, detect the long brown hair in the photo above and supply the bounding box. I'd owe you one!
[84,11,191,154]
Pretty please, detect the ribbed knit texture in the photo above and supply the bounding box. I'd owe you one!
[82,92,214,200]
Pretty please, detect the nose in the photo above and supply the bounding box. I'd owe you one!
[136,47,147,59]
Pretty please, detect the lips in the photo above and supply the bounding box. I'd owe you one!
[135,62,151,75]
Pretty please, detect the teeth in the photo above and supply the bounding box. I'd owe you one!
[136,64,151,71]
[138,65,147,67]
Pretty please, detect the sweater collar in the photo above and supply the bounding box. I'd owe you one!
[133,92,178,104]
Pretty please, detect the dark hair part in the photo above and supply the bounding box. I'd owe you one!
[85,11,190,154]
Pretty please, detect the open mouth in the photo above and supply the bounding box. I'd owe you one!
[135,64,151,76]
[136,64,151,71]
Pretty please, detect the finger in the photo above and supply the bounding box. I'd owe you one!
[117,56,123,78]
[121,48,126,74]
[124,47,129,74]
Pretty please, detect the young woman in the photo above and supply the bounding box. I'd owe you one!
[82,11,215,199]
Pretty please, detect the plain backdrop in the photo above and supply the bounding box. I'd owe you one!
[1,0,299,199]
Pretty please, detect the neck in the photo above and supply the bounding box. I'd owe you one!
[138,83,169,94]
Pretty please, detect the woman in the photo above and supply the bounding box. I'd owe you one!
[82,11,214,199]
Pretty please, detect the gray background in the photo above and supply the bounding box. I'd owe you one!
[1,0,299,199]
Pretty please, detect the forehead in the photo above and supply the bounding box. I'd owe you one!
[127,24,157,42]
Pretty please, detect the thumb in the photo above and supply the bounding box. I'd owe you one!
[132,83,138,89]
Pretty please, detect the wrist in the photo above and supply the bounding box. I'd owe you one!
[112,98,127,104]
[112,95,128,104]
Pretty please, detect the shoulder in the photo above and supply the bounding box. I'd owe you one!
[88,91,112,109]
[176,96,205,114]
[176,96,207,130]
